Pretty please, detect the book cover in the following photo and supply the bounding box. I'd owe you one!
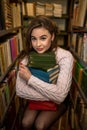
[29,67,49,83]
[10,37,16,61]
[0,82,10,107]
[0,84,7,117]
[78,68,83,86]
[28,51,57,71]
[5,40,12,68]
[7,72,16,97]
[10,36,19,62]
[28,63,57,71]
[29,51,56,58]
[0,43,6,73]
[48,66,60,77]
[29,66,59,84]
[81,69,87,97]
[70,80,78,110]
[75,0,87,27]
[26,2,35,16]
[49,74,58,83]
[14,95,20,114]
[74,61,83,84]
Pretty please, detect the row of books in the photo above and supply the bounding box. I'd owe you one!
[0,70,25,129]
[0,73,16,122]
[71,33,87,63]
[72,0,87,27]
[22,2,63,17]
[0,0,21,30]
[73,59,87,98]
[69,93,87,130]
[0,32,23,76]
[28,51,60,84]
[70,87,87,130]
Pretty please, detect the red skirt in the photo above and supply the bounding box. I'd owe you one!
[28,100,58,110]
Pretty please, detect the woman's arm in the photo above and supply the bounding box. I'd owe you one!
[16,48,74,104]
[16,56,49,101]
[16,73,49,101]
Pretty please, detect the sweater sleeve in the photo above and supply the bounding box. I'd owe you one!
[16,73,49,101]
[27,48,74,104]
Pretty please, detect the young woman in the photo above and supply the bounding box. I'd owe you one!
[16,15,74,130]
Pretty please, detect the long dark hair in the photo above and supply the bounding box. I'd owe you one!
[25,15,59,54]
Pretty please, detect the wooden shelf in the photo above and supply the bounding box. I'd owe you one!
[72,26,87,33]
[0,26,22,37]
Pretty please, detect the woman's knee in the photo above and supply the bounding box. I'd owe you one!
[35,119,47,130]
[22,117,33,129]
[22,108,39,129]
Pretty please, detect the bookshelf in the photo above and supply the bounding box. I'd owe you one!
[22,0,74,49]
[0,0,25,129]
[69,0,87,130]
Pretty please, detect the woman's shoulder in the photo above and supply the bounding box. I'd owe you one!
[55,47,74,60]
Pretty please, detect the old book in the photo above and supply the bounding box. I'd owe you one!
[75,0,87,27]
[0,43,6,73]
[81,69,87,97]
[82,33,87,62]
[29,67,49,83]
[28,51,57,70]
[78,68,83,86]
[29,51,56,58]
[26,2,35,16]
[74,61,83,84]
[76,33,83,57]
[0,84,8,119]
[10,36,19,62]
[29,65,59,83]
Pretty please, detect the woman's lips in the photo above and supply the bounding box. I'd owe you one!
[36,48,43,51]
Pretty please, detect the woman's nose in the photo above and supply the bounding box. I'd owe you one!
[37,40,41,46]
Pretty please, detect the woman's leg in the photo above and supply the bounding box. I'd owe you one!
[34,103,67,130]
[22,106,39,130]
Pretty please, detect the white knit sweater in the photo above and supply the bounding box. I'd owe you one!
[16,47,74,104]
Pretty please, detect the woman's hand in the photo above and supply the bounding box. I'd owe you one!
[19,63,32,81]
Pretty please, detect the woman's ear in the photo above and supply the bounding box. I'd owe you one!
[51,33,55,41]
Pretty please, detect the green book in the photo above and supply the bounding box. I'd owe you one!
[29,51,55,58]
[74,61,83,83]
[28,51,57,71]
[81,69,87,97]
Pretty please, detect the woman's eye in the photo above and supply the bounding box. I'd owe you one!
[31,37,36,41]
[41,37,47,40]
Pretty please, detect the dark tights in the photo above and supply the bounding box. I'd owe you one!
[22,103,67,130]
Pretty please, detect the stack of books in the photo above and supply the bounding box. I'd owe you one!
[28,51,60,84]
[25,2,35,16]
[53,3,63,17]
[45,3,53,16]
[36,2,45,16]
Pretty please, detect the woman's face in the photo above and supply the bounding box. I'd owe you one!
[31,27,54,53]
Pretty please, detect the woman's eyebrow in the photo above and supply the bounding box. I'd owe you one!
[31,35,47,37]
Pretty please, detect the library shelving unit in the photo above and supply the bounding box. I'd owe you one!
[69,0,87,130]
[0,0,26,129]
[22,0,74,49]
